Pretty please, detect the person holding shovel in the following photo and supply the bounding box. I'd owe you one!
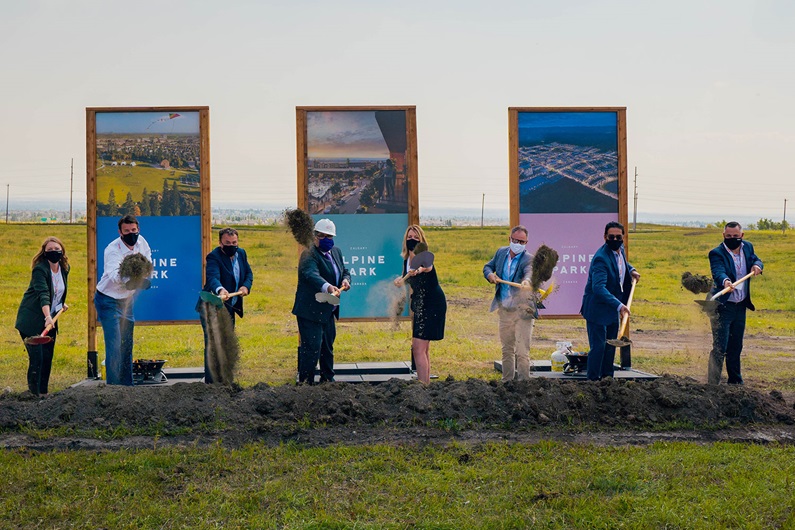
[707,221,763,385]
[94,214,152,386]
[580,222,640,381]
[15,236,70,396]
[197,227,254,383]
[484,225,536,381]
[292,219,351,384]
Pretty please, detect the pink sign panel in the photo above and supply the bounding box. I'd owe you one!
[520,213,618,316]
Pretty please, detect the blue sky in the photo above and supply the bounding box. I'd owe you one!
[1,0,794,219]
[96,112,200,135]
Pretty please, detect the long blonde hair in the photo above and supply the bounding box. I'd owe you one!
[401,224,427,259]
[31,236,70,271]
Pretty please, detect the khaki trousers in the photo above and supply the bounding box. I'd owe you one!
[498,308,534,381]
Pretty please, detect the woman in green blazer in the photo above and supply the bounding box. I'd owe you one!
[15,236,70,395]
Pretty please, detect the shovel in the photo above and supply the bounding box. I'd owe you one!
[607,278,638,348]
[315,291,341,305]
[695,271,754,310]
[199,290,245,308]
[396,249,436,286]
[495,277,552,299]
[24,307,68,346]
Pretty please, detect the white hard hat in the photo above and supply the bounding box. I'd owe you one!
[314,218,336,237]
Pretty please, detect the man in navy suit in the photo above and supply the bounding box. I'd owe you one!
[707,221,763,385]
[292,219,351,384]
[484,225,536,381]
[197,227,254,383]
[580,222,640,381]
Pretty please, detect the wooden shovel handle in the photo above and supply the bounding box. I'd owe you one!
[494,277,531,289]
[221,290,245,300]
[616,278,638,340]
[41,306,67,336]
[710,271,755,301]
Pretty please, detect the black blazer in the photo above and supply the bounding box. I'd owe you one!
[709,241,763,310]
[196,246,254,317]
[292,245,350,323]
[16,261,69,337]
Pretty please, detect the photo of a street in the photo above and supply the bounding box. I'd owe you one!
[306,111,408,215]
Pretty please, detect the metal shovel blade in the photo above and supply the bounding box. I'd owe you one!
[199,290,224,308]
[24,335,53,346]
[695,299,719,311]
[607,337,632,348]
[315,292,340,305]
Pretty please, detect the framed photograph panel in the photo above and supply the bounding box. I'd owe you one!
[509,107,628,318]
[296,106,419,320]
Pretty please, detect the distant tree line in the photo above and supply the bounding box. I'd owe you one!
[708,219,789,231]
[98,180,200,217]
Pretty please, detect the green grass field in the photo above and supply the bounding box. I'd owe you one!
[2,223,794,528]
[96,164,198,203]
[1,223,793,393]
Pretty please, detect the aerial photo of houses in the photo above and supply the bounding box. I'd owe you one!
[518,111,619,214]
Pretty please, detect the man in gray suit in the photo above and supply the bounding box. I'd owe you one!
[484,225,535,381]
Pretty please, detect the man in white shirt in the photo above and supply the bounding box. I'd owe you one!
[94,214,153,386]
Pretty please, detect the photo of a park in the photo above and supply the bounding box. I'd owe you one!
[95,112,202,217]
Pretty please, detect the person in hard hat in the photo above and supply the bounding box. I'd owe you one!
[196,227,254,383]
[483,225,535,382]
[707,221,763,385]
[394,224,446,384]
[292,218,351,384]
[580,221,640,381]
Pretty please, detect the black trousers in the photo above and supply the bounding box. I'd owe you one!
[20,331,56,395]
[200,305,236,384]
[296,315,336,384]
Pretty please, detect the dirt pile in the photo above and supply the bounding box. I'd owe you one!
[1,377,793,442]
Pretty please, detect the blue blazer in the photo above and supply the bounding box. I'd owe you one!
[292,245,351,323]
[708,241,763,310]
[483,246,533,312]
[580,243,635,326]
[197,247,254,317]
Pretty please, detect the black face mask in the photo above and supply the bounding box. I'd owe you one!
[724,238,742,250]
[406,239,420,252]
[222,245,238,257]
[606,239,623,252]
[121,232,139,247]
[44,250,63,264]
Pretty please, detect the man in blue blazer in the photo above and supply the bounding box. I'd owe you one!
[292,219,351,384]
[197,227,254,383]
[580,222,640,380]
[483,225,536,381]
[707,221,763,385]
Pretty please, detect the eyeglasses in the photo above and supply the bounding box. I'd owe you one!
[606,235,623,241]
[315,233,333,239]
[510,237,527,244]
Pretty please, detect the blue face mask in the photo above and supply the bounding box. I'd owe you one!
[318,238,334,252]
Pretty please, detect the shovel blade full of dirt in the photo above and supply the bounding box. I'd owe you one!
[199,290,244,308]
[695,271,754,311]
[607,278,638,348]
[24,307,68,346]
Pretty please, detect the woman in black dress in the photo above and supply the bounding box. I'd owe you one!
[394,225,446,384]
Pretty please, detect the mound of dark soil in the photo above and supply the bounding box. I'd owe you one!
[2,377,793,445]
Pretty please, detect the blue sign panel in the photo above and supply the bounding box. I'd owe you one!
[314,213,410,319]
[97,216,202,322]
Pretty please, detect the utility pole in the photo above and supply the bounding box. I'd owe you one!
[632,166,638,231]
[481,193,485,228]
[784,198,788,235]
[5,184,8,223]
[69,158,74,224]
